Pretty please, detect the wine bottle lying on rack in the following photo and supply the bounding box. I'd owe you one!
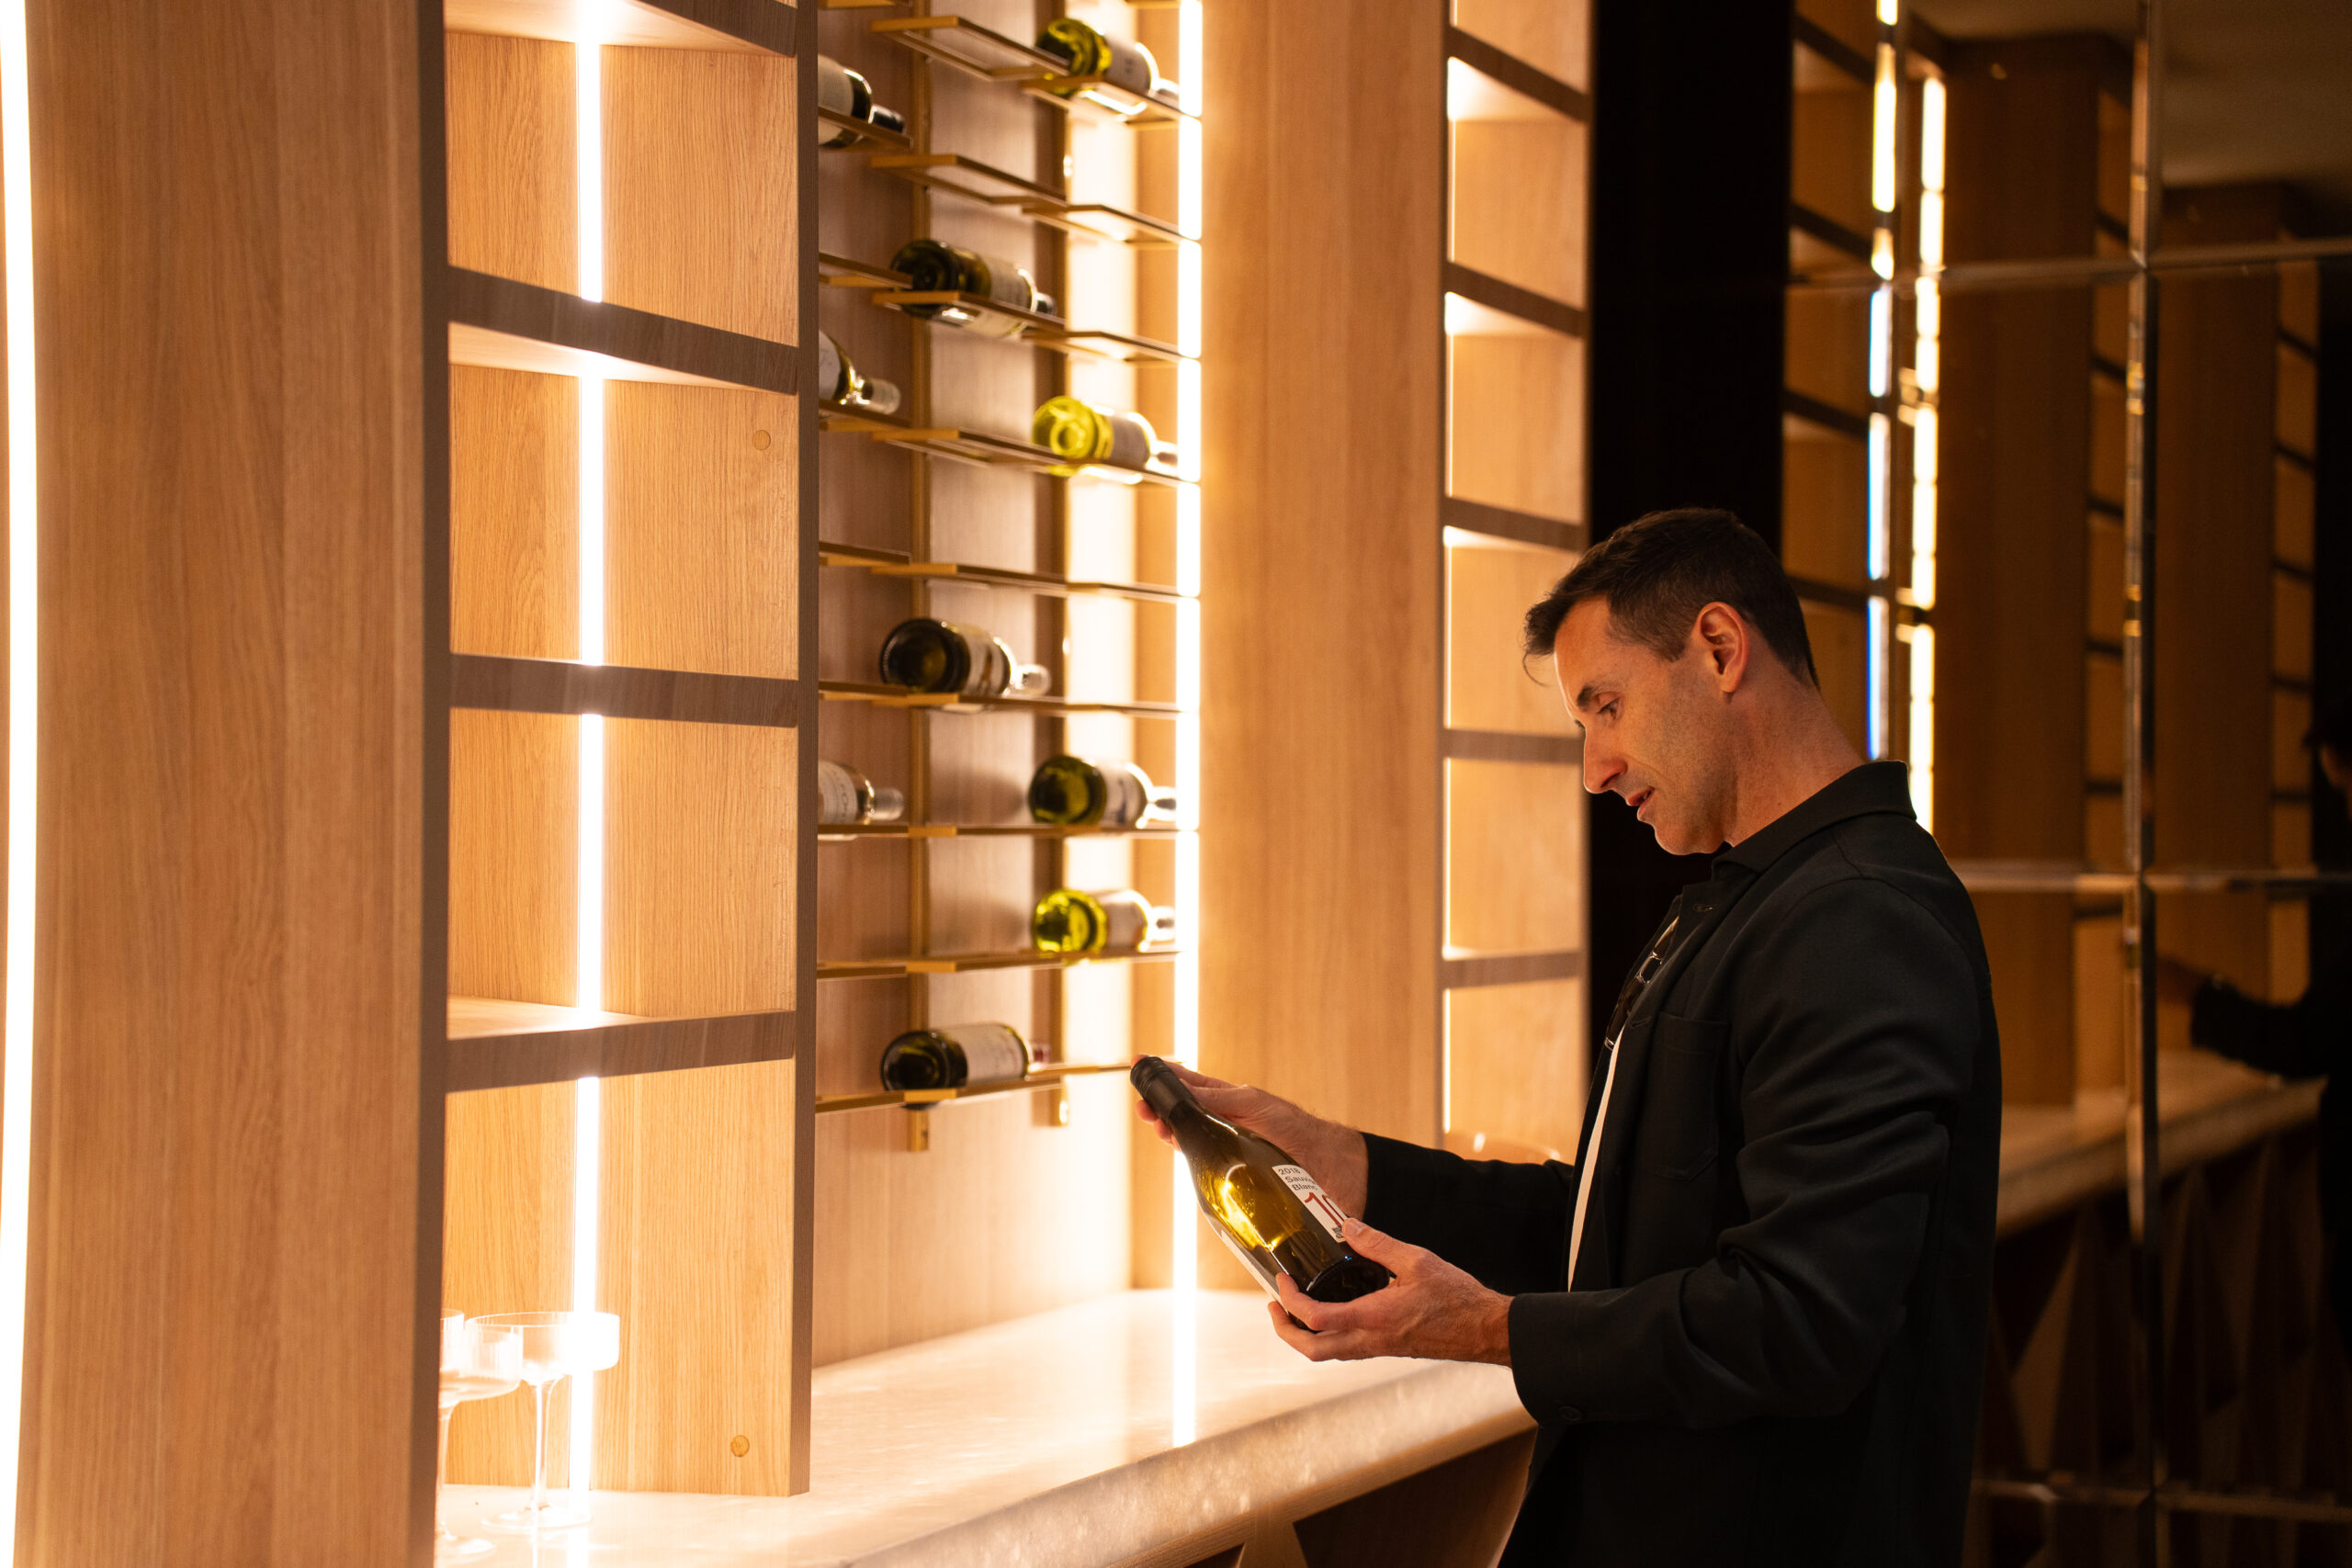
[817,54,906,146]
[880,1022,1031,1091]
[1028,754,1178,829]
[817,759,906,827]
[816,331,900,415]
[1132,1056,1393,1307]
[1032,395,1180,476]
[888,239,1059,338]
[1035,18,1181,110]
[1032,887,1176,953]
[878,618,1051,698]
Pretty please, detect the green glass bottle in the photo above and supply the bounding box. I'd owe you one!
[1027,754,1177,829]
[816,54,906,146]
[1035,18,1176,109]
[1032,887,1176,953]
[1031,394,1178,476]
[888,238,1058,337]
[1131,1056,1393,1306]
[816,331,900,415]
[879,1022,1031,1090]
[878,618,1050,698]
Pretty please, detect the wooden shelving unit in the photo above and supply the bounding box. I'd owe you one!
[1438,1,1592,1167]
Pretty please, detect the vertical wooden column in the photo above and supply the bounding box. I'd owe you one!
[1204,0,1444,1181]
[18,0,434,1561]
[1935,39,2104,1104]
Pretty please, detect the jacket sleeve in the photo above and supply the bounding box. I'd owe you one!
[1362,1134,1577,1297]
[1505,875,1981,1427]
[2190,972,2351,1081]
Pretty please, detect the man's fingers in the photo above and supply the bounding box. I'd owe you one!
[1340,1216,1415,1269]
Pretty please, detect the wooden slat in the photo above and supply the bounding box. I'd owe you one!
[1790,201,1874,264]
[1442,262,1587,339]
[1781,386,1870,440]
[1441,950,1584,988]
[447,1001,798,1091]
[1792,13,1873,85]
[1442,728,1581,766]
[447,268,797,391]
[18,0,432,1557]
[1439,495,1586,551]
[452,653,802,726]
[448,0,797,54]
[1443,27,1589,121]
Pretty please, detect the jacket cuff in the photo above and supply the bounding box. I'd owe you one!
[1361,1132,1462,1236]
[2189,976,2247,1048]
[1509,1291,1602,1427]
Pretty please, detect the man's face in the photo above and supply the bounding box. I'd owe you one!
[1550,598,1736,856]
[2324,746,2350,808]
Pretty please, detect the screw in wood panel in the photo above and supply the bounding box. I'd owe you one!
[752,428,771,450]
[729,1435,751,1458]
[906,1107,932,1152]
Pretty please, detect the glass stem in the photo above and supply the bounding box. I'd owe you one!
[436,1401,456,1543]
[528,1379,553,1520]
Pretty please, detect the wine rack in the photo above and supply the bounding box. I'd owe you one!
[809,0,1200,1368]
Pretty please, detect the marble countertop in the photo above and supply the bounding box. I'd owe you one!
[441,1290,1531,1567]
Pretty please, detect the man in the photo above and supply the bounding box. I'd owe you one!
[2154,699,2352,1354]
[1145,509,2002,1565]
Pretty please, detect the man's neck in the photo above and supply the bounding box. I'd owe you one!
[1722,699,1866,847]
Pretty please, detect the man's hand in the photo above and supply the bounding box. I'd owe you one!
[1268,1218,1513,1367]
[1134,1060,1369,1216]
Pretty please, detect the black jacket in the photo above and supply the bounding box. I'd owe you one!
[2193,966,2352,1233]
[1364,762,2002,1566]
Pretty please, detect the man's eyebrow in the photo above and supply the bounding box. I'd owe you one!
[1574,682,1600,713]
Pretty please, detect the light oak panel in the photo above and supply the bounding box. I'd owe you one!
[606,383,799,680]
[2074,913,2125,1094]
[2273,801,2311,869]
[1448,329,1585,525]
[450,365,577,660]
[1782,430,1868,590]
[1446,980,1585,1161]
[2274,575,2312,682]
[2275,456,2315,569]
[1446,541,1578,735]
[2276,342,2317,457]
[1792,84,1872,240]
[1451,0,1588,87]
[1797,0,1875,57]
[2085,650,2121,783]
[597,1059,797,1493]
[604,717,797,1019]
[810,1077,1135,1364]
[1446,760,1583,955]
[18,0,431,1559]
[605,45,797,344]
[449,709,578,1007]
[1204,0,1445,1160]
[1451,115,1587,310]
[2274,689,2311,793]
[1785,288,1870,418]
[2086,514,2123,645]
[2270,902,2309,1002]
[2279,261,2320,343]
[444,1084,577,1485]
[446,31,576,294]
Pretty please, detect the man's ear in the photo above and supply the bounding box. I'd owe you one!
[1693,603,1750,692]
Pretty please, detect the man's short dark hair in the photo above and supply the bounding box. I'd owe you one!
[1521,507,1818,685]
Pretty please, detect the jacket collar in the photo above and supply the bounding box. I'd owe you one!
[1712,760,1917,877]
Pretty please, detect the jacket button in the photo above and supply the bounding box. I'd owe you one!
[1557,1406,1583,1425]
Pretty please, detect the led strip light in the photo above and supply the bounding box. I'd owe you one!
[1170,0,1204,1449]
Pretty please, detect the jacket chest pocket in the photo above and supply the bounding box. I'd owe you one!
[1632,1014,1729,1181]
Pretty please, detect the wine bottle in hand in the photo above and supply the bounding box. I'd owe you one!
[1132,1056,1390,1316]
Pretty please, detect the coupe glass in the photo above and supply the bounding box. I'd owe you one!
[472,1311,622,1532]
[436,1316,524,1562]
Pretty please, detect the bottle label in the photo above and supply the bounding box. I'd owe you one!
[816,55,854,118]
[1273,1164,1349,1241]
[1100,35,1156,98]
[938,1023,1030,1084]
[1103,411,1153,470]
[1099,763,1149,828]
[964,254,1038,338]
[816,758,863,825]
[1100,894,1149,953]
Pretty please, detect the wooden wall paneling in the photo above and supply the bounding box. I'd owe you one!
[2074,910,2126,1094]
[443,1083,577,1484]
[449,709,578,1005]
[604,44,797,344]
[1800,599,1868,755]
[2154,187,2280,1002]
[1445,541,1578,735]
[2086,513,2124,646]
[2085,649,2122,784]
[595,1058,797,1493]
[1204,0,1443,1156]
[1445,760,1583,956]
[1796,0,1876,59]
[1447,325,1585,525]
[1450,0,1589,87]
[19,0,433,1559]
[2276,457,2316,569]
[1936,42,2103,1108]
[2278,342,2318,457]
[2270,902,2309,1002]
[1784,288,1871,421]
[450,365,577,660]
[606,383,798,680]
[2276,578,2314,683]
[1445,980,1585,1160]
[2274,690,2312,793]
[1781,431,1869,590]
[1792,78,1872,239]
[1450,96,1587,309]
[446,32,576,293]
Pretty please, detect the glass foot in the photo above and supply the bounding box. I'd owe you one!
[489,1502,590,1533]
[434,1535,496,1562]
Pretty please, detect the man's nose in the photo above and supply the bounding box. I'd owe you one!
[1583,740,1622,796]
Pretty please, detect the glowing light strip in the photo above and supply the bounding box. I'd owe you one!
[570,35,606,1500]
[0,0,34,1549]
[1871,44,1898,215]
[1171,4,1204,1447]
